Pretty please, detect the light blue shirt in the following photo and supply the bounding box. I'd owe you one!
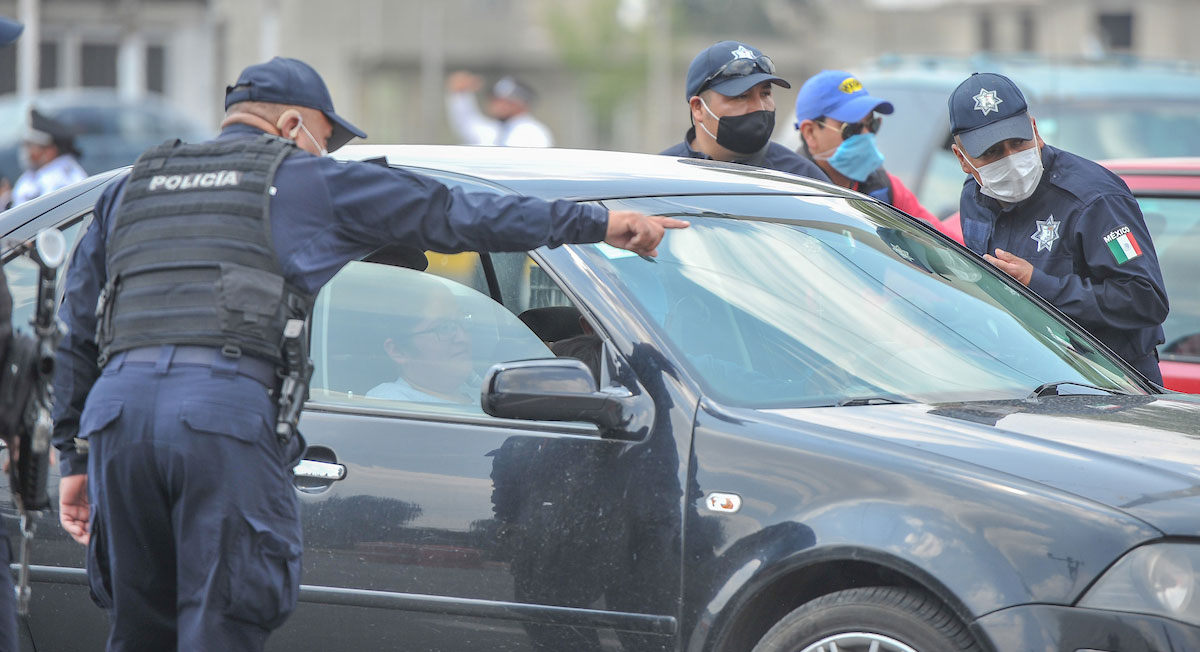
[366,375,479,406]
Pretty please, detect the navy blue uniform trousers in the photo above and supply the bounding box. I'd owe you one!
[0,521,16,652]
[81,347,303,651]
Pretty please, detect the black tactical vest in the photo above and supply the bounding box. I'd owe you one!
[97,135,313,367]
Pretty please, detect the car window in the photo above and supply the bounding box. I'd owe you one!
[1136,195,1200,363]
[6,218,85,333]
[592,194,1145,408]
[309,261,554,415]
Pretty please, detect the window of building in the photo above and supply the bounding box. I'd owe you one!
[1098,12,1134,52]
[147,44,164,94]
[81,43,117,87]
[977,11,994,52]
[39,42,57,89]
[1019,8,1036,52]
[0,44,14,94]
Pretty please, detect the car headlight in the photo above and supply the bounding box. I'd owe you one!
[1079,543,1200,625]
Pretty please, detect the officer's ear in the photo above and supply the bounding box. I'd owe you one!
[688,96,707,126]
[951,141,976,179]
[275,109,304,141]
[1030,115,1045,149]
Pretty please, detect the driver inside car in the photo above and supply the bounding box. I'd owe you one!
[367,281,479,405]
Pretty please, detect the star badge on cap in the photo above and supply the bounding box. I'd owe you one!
[973,88,1003,115]
[1032,215,1060,252]
[730,45,755,60]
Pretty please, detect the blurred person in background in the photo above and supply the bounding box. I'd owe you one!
[0,15,22,652]
[11,108,86,207]
[445,71,553,147]
[794,70,945,233]
[950,72,1168,384]
[660,40,828,182]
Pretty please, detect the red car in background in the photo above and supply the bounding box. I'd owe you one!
[937,158,1200,392]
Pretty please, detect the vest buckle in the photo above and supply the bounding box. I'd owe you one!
[220,343,242,359]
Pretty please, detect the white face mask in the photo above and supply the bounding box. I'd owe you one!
[965,143,1043,203]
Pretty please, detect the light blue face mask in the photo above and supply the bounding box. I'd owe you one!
[824,132,885,183]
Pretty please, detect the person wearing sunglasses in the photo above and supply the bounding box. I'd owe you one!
[660,41,828,182]
[794,70,942,232]
[950,72,1167,384]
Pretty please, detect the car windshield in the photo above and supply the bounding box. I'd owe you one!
[586,194,1145,408]
[1135,195,1200,363]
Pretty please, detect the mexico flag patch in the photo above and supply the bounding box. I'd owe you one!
[1103,226,1143,264]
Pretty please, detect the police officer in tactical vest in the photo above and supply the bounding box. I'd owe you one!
[51,57,685,651]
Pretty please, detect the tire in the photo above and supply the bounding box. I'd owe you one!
[750,587,982,652]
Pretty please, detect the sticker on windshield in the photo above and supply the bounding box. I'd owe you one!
[594,242,640,260]
[1103,226,1143,265]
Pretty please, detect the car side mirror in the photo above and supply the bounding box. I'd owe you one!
[481,358,634,431]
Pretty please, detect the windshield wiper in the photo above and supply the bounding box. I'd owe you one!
[1028,381,1128,399]
[836,396,909,407]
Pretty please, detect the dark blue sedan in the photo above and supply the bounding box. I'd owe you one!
[4,145,1200,652]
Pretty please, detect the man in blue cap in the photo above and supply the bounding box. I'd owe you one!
[51,56,685,651]
[794,70,944,233]
[950,71,1168,383]
[660,40,828,182]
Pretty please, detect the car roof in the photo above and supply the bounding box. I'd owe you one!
[336,145,850,202]
[1101,157,1200,194]
[1101,157,1200,175]
[860,55,1200,101]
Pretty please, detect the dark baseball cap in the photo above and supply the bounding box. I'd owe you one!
[25,108,80,156]
[685,40,789,100]
[948,72,1033,158]
[0,17,22,46]
[492,76,536,106]
[794,70,894,125]
[224,57,367,152]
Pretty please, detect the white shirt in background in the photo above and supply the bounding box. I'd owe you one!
[446,92,553,148]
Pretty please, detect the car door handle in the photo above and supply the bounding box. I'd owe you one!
[292,459,347,481]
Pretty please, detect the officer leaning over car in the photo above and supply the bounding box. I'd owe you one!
[660,40,829,182]
[949,71,1168,384]
[50,56,686,652]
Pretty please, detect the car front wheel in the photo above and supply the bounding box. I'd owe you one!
[750,587,982,652]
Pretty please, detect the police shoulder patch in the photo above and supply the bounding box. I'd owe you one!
[1102,226,1143,264]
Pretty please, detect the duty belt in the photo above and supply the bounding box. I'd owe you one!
[110,345,278,387]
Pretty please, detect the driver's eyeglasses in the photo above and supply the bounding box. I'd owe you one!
[818,115,882,141]
[698,55,776,94]
[410,315,472,342]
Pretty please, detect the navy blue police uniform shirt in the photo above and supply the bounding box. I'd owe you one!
[660,128,831,182]
[959,144,1168,371]
[52,124,609,476]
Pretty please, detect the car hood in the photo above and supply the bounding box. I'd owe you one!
[764,394,1200,535]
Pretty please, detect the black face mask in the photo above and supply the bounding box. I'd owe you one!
[700,100,775,155]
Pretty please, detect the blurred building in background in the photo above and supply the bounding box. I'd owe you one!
[0,0,1194,158]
